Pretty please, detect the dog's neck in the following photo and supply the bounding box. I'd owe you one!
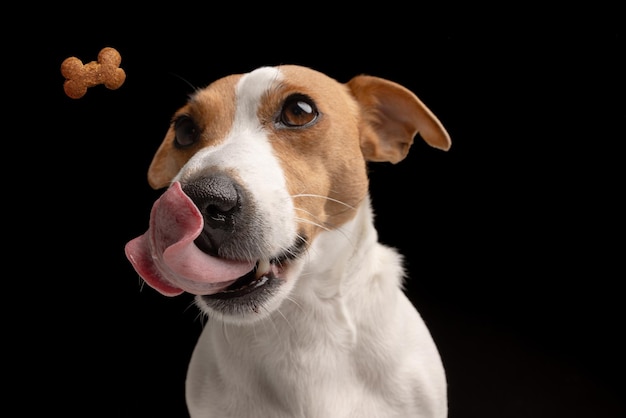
[210,195,403,346]
[298,194,385,297]
[190,196,420,415]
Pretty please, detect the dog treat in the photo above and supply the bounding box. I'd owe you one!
[60,47,126,99]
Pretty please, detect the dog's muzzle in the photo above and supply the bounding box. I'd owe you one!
[124,177,274,297]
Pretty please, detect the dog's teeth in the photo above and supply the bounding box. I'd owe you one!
[256,259,270,279]
[254,275,269,288]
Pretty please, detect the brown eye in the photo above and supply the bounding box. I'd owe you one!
[174,115,200,148]
[279,94,318,127]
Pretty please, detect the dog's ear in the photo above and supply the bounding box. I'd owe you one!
[347,75,451,163]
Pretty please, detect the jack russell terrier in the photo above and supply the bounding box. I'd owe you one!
[125,64,451,418]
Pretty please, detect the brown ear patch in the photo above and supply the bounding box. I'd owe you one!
[347,75,451,163]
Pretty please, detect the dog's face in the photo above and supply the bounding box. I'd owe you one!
[125,65,450,323]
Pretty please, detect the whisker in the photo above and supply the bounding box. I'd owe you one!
[293,205,339,231]
[258,304,282,338]
[294,216,332,232]
[292,193,357,211]
[251,318,259,341]
[284,295,305,314]
[167,72,199,93]
[186,299,207,327]
[274,307,296,334]
[294,215,358,252]
[221,319,233,348]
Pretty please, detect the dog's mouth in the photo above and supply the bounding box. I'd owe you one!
[193,238,306,317]
[125,181,305,300]
[198,258,275,300]
[204,237,305,300]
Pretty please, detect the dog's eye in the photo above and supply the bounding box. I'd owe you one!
[279,94,318,127]
[174,116,200,148]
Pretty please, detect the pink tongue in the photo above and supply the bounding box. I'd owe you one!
[124,181,255,296]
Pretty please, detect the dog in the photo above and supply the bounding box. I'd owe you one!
[125,64,451,417]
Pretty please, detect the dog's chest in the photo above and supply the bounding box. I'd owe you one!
[186,250,429,418]
[187,302,409,417]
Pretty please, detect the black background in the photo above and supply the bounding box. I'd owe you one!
[15,7,624,417]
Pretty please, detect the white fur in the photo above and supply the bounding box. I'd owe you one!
[186,198,447,417]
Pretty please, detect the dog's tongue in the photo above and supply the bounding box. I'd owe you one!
[124,181,255,296]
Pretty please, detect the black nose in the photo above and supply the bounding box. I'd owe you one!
[182,174,241,256]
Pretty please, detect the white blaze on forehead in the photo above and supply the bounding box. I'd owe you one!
[175,66,284,177]
[234,66,282,126]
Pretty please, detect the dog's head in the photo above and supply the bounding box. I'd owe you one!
[125,65,450,323]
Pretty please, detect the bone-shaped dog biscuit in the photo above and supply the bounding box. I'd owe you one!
[61,47,126,99]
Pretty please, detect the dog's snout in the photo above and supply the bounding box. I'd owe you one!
[182,174,241,255]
